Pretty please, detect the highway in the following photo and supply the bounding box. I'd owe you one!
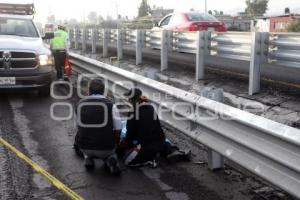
[1,3,300,200]
[0,91,239,200]
[1,89,297,200]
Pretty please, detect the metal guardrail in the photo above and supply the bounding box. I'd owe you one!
[173,31,197,54]
[69,28,300,95]
[145,30,162,49]
[69,52,300,199]
[269,33,300,68]
[110,29,118,43]
[125,30,137,45]
[211,32,252,61]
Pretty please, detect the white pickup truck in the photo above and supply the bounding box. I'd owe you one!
[0,3,55,96]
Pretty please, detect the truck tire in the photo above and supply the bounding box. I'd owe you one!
[38,85,50,97]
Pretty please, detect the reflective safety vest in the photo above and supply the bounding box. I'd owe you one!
[50,30,69,50]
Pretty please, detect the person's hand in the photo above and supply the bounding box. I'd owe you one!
[119,139,128,148]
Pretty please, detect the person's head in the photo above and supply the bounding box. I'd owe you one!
[57,25,66,31]
[89,79,105,95]
[123,88,142,105]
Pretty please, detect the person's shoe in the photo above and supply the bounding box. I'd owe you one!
[166,149,192,163]
[73,145,84,158]
[166,150,183,163]
[84,158,95,170]
[149,158,159,168]
[106,156,121,176]
[182,149,192,161]
[144,155,159,168]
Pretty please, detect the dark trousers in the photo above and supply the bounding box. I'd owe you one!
[125,141,164,165]
[52,50,66,79]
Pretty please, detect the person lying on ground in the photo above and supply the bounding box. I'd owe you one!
[118,88,191,168]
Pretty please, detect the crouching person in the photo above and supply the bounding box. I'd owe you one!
[121,88,166,168]
[75,79,122,176]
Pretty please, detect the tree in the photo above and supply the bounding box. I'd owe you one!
[285,7,290,14]
[138,0,151,17]
[127,15,156,29]
[87,11,98,24]
[213,10,220,15]
[287,21,300,32]
[208,10,213,15]
[68,18,78,25]
[98,16,104,24]
[220,11,224,15]
[245,0,269,17]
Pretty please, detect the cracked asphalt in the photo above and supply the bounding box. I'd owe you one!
[0,74,298,200]
[0,90,228,200]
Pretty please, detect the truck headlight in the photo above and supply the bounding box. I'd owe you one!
[39,55,54,66]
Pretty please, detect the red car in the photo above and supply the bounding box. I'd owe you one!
[153,12,227,32]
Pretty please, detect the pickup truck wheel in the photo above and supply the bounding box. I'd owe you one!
[38,86,50,97]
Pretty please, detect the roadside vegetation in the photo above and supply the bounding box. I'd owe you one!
[287,21,300,32]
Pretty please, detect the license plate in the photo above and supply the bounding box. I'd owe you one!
[208,27,215,31]
[0,77,16,85]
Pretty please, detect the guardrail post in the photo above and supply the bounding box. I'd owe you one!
[201,88,224,170]
[261,32,269,66]
[136,30,143,65]
[103,29,109,57]
[74,27,80,50]
[249,32,268,95]
[161,30,169,71]
[168,31,173,52]
[91,28,98,54]
[117,29,123,60]
[82,28,87,52]
[206,31,211,56]
[196,31,206,80]
[69,28,74,44]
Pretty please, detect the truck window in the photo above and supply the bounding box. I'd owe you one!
[0,17,38,37]
[160,15,172,27]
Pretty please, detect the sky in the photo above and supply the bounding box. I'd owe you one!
[3,0,300,22]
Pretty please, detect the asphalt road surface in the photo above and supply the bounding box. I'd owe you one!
[0,90,295,200]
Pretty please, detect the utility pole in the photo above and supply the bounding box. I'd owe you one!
[115,0,120,29]
[205,0,207,13]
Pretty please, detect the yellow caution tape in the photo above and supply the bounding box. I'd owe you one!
[0,137,84,200]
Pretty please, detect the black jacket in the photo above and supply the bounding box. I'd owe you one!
[125,101,165,146]
[76,97,116,150]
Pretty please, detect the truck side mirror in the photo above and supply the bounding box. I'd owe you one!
[154,22,159,27]
[42,32,54,40]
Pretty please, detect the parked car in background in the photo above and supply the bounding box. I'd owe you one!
[153,12,227,32]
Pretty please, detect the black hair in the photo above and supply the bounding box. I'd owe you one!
[89,79,105,95]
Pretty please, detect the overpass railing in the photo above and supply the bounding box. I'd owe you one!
[269,33,300,68]
[69,27,300,95]
[69,52,300,199]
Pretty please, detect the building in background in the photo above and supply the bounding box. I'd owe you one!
[251,17,270,32]
[215,13,251,31]
[150,7,174,19]
[270,14,300,32]
[252,14,300,32]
